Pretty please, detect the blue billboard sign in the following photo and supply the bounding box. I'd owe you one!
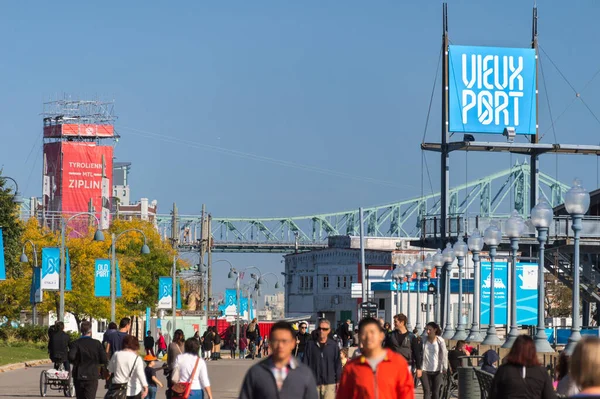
[157,276,181,310]
[95,259,122,297]
[480,261,538,325]
[0,228,5,280]
[448,45,537,135]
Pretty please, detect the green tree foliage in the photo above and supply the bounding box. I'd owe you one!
[0,174,24,278]
[545,274,573,318]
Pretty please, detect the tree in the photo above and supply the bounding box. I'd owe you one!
[545,274,573,318]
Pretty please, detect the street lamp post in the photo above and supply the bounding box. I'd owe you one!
[392,264,403,316]
[414,260,423,332]
[452,237,469,340]
[110,229,150,322]
[432,250,444,324]
[564,180,591,355]
[228,265,262,357]
[424,255,433,324]
[20,241,38,325]
[502,210,525,349]
[442,243,455,339]
[405,262,413,330]
[60,212,105,322]
[531,198,555,353]
[466,229,484,343]
[481,222,503,346]
[2,176,23,205]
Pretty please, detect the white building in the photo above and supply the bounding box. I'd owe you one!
[284,236,438,327]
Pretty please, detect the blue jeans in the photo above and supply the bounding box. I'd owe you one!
[188,389,204,399]
[147,386,158,399]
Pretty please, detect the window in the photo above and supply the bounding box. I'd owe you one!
[379,298,385,310]
[343,276,347,288]
[299,276,304,289]
[323,276,329,289]
[337,276,341,288]
[309,277,314,289]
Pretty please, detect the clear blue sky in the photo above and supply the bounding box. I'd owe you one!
[2,1,600,302]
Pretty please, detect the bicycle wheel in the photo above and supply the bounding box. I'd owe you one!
[39,371,47,397]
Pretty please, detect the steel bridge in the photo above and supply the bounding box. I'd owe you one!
[156,162,569,253]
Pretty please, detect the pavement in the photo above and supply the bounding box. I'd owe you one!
[0,357,425,398]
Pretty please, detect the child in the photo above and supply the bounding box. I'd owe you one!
[340,348,349,368]
[239,336,248,359]
[143,355,164,399]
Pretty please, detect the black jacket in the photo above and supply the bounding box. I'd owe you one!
[48,331,70,362]
[302,339,342,385]
[144,335,154,349]
[490,364,557,399]
[68,336,108,381]
[239,357,317,399]
[384,330,423,369]
[296,332,311,354]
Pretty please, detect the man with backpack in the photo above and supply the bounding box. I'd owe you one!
[384,314,422,380]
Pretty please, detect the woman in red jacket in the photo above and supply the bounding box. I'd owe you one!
[336,317,414,399]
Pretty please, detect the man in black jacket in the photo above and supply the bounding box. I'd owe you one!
[385,314,422,379]
[69,320,108,399]
[239,321,317,399]
[302,319,342,399]
[48,321,70,371]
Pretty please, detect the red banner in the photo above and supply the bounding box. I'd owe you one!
[43,142,113,219]
[43,124,114,138]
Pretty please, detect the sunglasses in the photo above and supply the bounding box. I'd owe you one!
[318,327,330,331]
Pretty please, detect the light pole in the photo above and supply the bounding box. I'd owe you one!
[228,265,262,356]
[421,255,434,338]
[110,229,150,322]
[60,212,105,322]
[466,229,484,343]
[564,179,591,355]
[404,262,413,330]
[20,241,39,325]
[502,210,525,349]
[452,237,469,340]
[442,243,455,339]
[531,198,555,353]
[392,264,403,316]
[2,176,24,205]
[414,259,423,332]
[481,222,503,346]
[432,249,444,324]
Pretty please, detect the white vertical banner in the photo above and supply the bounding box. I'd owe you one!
[43,175,50,197]
[101,177,110,230]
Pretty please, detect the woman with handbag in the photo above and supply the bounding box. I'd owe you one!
[172,338,213,399]
[166,330,185,399]
[106,335,148,399]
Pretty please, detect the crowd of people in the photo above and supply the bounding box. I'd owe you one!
[44,314,600,399]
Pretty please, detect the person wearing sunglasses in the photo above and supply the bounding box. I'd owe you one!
[295,323,311,361]
[302,319,342,399]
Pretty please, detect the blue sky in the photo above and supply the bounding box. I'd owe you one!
[2,1,600,301]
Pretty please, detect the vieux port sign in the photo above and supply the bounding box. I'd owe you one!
[448,45,537,135]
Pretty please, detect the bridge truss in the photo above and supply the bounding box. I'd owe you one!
[156,162,569,253]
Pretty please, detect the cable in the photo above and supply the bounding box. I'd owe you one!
[119,126,411,189]
[538,53,560,184]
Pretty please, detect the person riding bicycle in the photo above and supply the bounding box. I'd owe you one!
[48,321,70,371]
[384,314,422,379]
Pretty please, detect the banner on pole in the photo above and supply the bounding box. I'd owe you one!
[0,228,5,280]
[95,259,111,297]
[158,277,173,309]
[65,249,72,291]
[30,267,43,304]
[41,248,60,290]
[116,261,122,298]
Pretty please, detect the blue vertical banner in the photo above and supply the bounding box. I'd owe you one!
[240,297,249,316]
[65,249,72,291]
[0,228,5,280]
[480,261,508,325]
[516,263,539,325]
[41,248,60,290]
[94,259,111,297]
[448,45,537,135]
[176,279,181,310]
[30,267,43,304]
[116,261,122,298]
[146,307,151,334]
[158,277,172,309]
[225,289,237,308]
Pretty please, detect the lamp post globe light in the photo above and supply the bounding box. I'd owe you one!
[564,179,591,355]
[452,237,469,340]
[392,264,403,317]
[502,210,526,349]
[432,249,444,324]
[413,259,424,332]
[466,229,484,343]
[481,222,503,346]
[404,262,413,330]
[531,198,555,353]
[441,243,456,339]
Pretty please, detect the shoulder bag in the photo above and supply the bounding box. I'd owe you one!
[104,356,138,399]
[171,357,201,399]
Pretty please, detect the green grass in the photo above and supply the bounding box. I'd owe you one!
[0,343,48,366]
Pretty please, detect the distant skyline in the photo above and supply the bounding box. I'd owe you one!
[2,1,600,297]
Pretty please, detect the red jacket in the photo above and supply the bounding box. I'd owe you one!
[336,349,414,399]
